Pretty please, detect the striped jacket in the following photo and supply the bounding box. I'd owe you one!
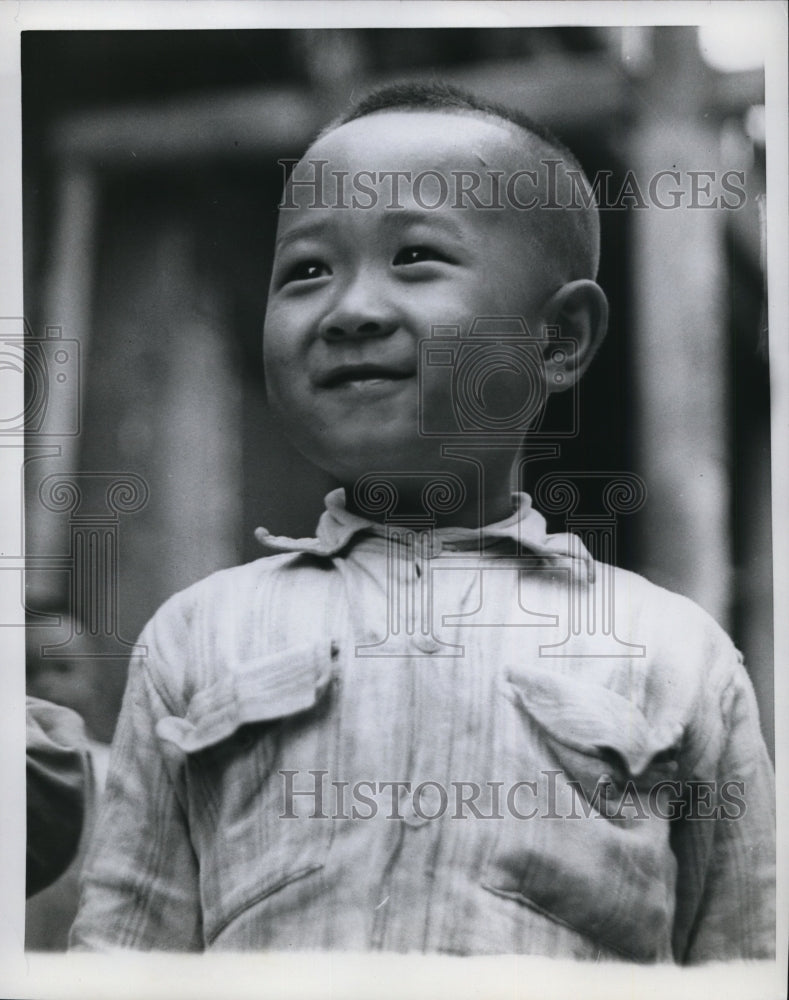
[70,491,775,960]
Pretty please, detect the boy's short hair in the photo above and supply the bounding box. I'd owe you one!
[314,80,600,281]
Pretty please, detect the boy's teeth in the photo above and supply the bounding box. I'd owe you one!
[322,368,411,388]
[349,377,385,387]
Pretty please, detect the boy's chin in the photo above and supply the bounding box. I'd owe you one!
[308,443,450,490]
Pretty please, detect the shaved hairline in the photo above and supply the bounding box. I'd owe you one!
[307,84,600,281]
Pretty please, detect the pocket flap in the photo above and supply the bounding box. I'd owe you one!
[156,640,337,754]
[504,665,680,778]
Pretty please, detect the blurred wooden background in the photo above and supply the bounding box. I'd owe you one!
[22,26,772,947]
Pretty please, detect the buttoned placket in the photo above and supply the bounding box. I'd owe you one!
[333,529,462,949]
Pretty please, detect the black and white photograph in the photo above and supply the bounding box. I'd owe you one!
[1,2,786,998]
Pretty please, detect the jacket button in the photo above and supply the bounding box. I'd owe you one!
[412,633,441,654]
[424,537,442,557]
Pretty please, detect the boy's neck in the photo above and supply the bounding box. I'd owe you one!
[339,474,517,530]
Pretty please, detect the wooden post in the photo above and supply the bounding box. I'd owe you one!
[630,27,732,627]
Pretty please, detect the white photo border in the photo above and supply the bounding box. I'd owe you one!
[2,3,786,998]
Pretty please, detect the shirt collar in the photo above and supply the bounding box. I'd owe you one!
[255,488,594,577]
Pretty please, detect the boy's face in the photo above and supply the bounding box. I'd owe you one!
[263,111,560,485]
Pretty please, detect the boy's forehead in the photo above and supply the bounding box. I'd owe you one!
[298,109,531,179]
[277,109,569,281]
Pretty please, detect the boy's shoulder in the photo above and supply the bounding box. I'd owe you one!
[604,560,740,656]
[147,552,294,624]
[136,551,334,707]
[143,548,742,683]
[175,550,305,600]
[146,548,742,664]
[606,558,719,616]
[599,560,746,698]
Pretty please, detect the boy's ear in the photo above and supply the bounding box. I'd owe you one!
[541,280,608,392]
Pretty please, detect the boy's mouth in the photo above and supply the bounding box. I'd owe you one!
[316,364,414,390]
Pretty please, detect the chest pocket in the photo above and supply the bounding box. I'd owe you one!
[156,640,340,946]
[483,665,682,962]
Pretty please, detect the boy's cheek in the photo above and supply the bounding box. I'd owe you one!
[415,368,457,433]
[262,355,308,422]
[264,371,307,422]
[262,323,307,380]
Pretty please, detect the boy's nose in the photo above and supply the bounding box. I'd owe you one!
[318,277,397,341]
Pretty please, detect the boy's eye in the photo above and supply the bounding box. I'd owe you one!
[282,260,331,283]
[392,245,449,266]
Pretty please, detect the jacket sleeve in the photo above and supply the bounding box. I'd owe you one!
[26,697,91,897]
[671,653,775,962]
[69,612,203,951]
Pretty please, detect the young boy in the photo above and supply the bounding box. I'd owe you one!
[70,83,775,962]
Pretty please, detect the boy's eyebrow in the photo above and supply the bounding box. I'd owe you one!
[382,208,465,240]
[274,207,467,255]
[274,219,331,253]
